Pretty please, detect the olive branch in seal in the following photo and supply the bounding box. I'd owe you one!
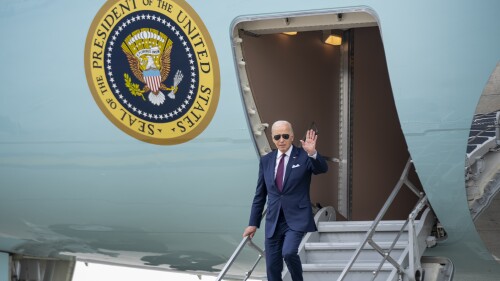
[124,73,145,101]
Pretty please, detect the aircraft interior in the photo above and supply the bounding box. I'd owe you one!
[232,11,425,222]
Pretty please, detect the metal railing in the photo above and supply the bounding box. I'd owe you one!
[215,210,266,281]
[337,158,429,281]
[215,236,265,281]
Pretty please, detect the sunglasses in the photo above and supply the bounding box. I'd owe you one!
[273,134,290,141]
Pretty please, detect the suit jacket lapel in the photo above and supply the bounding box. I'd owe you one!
[269,150,279,189]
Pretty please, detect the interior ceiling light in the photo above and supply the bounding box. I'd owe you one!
[323,30,342,46]
[282,31,298,35]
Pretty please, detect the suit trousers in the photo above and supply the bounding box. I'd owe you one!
[265,209,305,281]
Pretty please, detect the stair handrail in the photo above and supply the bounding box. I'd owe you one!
[215,209,266,281]
[337,158,427,281]
[368,195,428,281]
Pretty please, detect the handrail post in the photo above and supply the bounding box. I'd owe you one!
[216,238,266,281]
[216,236,252,281]
[243,252,263,281]
[216,209,267,281]
[407,196,427,281]
[408,213,417,281]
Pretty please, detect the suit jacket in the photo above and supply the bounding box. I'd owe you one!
[248,145,328,238]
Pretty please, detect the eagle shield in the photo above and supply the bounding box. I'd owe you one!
[121,28,183,106]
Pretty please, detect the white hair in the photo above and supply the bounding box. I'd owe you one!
[271,120,294,134]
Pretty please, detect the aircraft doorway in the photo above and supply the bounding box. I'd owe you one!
[232,10,422,220]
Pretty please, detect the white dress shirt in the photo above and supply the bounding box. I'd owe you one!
[274,146,292,182]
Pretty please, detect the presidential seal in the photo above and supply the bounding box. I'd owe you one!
[85,0,219,145]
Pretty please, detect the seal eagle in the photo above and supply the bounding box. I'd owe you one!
[123,44,182,106]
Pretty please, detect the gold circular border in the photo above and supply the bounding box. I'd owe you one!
[84,0,220,145]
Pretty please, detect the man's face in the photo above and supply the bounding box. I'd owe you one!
[272,124,294,153]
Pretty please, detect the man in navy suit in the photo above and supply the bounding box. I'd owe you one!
[243,120,328,281]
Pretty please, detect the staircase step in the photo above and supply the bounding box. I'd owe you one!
[302,262,395,281]
[318,221,409,232]
[302,262,394,272]
[302,269,392,281]
[305,241,406,263]
[305,241,407,250]
[318,232,408,243]
[317,221,409,244]
[305,243,404,264]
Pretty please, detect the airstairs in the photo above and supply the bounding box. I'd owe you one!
[282,206,438,281]
[301,220,417,281]
[216,159,453,281]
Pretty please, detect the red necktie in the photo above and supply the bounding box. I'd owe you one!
[275,154,285,192]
